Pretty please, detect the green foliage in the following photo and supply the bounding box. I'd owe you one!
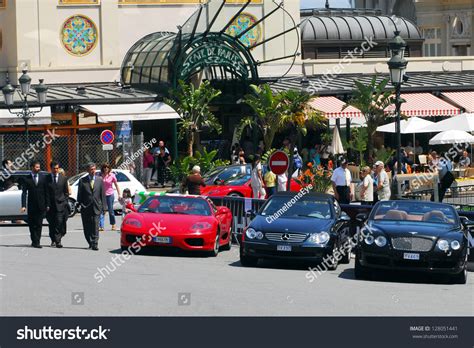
[345,128,368,167]
[373,147,395,165]
[342,76,393,158]
[168,148,229,184]
[237,84,326,151]
[165,80,222,156]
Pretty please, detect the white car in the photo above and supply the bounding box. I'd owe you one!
[0,171,50,221]
[68,169,146,217]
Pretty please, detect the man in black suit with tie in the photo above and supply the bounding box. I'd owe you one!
[46,161,70,248]
[77,163,107,250]
[21,160,50,248]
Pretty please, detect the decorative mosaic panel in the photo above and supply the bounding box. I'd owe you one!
[225,13,261,48]
[61,15,98,56]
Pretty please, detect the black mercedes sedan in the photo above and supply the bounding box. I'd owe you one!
[239,192,352,268]
[354,200,469,284]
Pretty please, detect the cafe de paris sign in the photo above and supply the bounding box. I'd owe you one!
[179,41,249,80]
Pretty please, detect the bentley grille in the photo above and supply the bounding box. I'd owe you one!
[391,237,434,252]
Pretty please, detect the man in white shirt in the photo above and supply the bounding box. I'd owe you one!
[359,166,374,204]
[331,158,352,204]
[375,161,391,201]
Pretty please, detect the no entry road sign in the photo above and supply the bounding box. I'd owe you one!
[100,130,115,145]
[269,150,289,175]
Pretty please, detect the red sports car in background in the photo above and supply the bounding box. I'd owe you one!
[201,172,303,198]
[121,195,233,256]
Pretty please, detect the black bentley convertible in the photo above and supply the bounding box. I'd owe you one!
[354,200,469,284]
[240,192,352,268]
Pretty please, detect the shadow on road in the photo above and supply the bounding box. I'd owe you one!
[338,267,467,285]
[108,247,216,258]
[228,259,319,271]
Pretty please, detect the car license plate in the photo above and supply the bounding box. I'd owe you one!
[403,253,420,260]
[153,236,172,244]
[277,245,292,252]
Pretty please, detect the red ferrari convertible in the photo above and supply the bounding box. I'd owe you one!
[121,195,233,256]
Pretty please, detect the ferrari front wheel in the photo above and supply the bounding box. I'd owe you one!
[221,228,232,251]
[208,233,220,257]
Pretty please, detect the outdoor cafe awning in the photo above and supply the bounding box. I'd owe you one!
[385,93,461,117]
[441,91,474,113]
[0,107,52,126]
[79,102,180,123]
[309,96,363,118]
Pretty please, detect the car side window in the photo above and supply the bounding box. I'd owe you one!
[114,172,130,182]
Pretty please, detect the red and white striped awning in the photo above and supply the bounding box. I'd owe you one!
[441,91,474,113]
[309,96,363,118]
[385,93,461,117]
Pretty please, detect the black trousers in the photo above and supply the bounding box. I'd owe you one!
[336,186,350,204]
[28,212,44,245]
[81,211,100,247]
[47,210,68,243]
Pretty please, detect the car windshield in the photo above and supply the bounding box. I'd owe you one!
[204,165,249,185]
[260,196,333,219]
[371,201,458,225]
[222,173,250,186]
[138,196,211,216]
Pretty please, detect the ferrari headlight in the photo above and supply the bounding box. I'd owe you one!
[256,231,264,240]
[123,218,142,228]
[364,235,374,245]
[246,228,257,239]
[308,232,330,245]
[437,239,450,251]
[375,236,387,247]
[450,240,461,250]
[191,222,212,230]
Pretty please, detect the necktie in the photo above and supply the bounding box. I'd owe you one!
[55,175,58,184]
[90,176,94,190]
[34,174,38,186]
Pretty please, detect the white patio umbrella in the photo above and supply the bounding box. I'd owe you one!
[330,126,345,155]
[429,130,474,145]
[421,112,474,132]
[376,117,435,150]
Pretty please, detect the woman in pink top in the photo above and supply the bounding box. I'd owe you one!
[99,163,121,231]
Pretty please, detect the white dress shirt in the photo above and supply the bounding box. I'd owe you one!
[331,167,351,187]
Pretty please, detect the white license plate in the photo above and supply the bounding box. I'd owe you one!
[277,245,292,252]
[153,236,172,244]
[403,253,420,260]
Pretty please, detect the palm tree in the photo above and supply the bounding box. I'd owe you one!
[342,76,393,159]
[237,84,283,151]
[166,80,222,157]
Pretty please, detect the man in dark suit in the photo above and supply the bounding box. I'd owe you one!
[21,160,50,248]
[77,163,106,251]
[46,161,70,248]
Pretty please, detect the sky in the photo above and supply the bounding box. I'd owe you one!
[300,0,353,9]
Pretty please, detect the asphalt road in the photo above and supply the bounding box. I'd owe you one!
[0,216,472,316]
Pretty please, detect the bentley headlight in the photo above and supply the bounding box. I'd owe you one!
[375,236,387,247]
[437,239,450,251]
[450,240,461,250]
[246,228,257,240]
[308,232,330,245]
[364,235,374,245]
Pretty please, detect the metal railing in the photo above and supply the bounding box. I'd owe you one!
[404,185,474,210]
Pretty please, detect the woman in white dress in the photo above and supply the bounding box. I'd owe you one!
[251,155,265,199]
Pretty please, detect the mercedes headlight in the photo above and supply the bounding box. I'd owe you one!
[246,228,257,240]
[308,232,330,245]
[375,236,387,247]
[364,235,374,245]
[437,239,450,251]
[450,240,461,250]
[256,231,264,240]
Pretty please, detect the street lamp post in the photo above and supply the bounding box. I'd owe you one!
[1,70,48,146]
[387,31,408,191]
